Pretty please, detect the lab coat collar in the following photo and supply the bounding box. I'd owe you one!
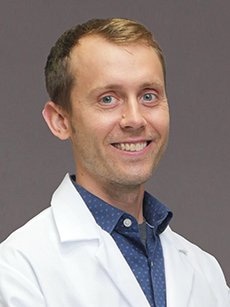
[50,173,151,306]
[50,173,100,242]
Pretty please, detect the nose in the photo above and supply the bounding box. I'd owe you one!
[120,100,147,130]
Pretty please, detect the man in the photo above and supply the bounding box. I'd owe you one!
[0,18,229,307]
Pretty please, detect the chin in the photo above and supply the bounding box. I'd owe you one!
[114,171,153,187]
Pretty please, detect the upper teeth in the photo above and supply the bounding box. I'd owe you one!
[114,142,147,152]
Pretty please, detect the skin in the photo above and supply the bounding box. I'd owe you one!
[43,35,169,222]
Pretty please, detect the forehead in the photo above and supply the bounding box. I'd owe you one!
[68,35,165,93]
[70,35,163,71]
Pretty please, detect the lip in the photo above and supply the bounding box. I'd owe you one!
[111,139,153,154]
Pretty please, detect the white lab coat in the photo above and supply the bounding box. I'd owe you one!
[0,174,229,307]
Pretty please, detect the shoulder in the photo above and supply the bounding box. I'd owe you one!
[0,174,78,254]
[0,207,56,258]
[0,207,56,301]
[162,227,223,271]
[161,227,229,298]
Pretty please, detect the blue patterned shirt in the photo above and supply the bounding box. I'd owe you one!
[72,178,172,307]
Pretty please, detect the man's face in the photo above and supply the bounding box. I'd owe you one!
[68,35,169,190]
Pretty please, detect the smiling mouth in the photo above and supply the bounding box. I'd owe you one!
[112,141,150,152]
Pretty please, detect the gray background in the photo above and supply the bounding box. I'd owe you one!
[1,1,229,283]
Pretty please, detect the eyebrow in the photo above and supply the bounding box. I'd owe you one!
[139,81,164,90]
[88,81,164,96]
[89,84,123,94]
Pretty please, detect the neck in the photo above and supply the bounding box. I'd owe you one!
[76,175,145,223]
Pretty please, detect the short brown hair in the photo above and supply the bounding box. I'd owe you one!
[45,18,166,111]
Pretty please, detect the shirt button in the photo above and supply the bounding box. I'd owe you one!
[123,218,132,227]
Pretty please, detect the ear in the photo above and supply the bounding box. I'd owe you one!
[42,101,71,140]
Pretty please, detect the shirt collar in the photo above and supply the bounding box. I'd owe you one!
[143,191,172,234]
[71,176,172,235]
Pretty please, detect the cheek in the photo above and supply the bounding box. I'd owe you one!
[85,111,120,134]
[71,112,117,144]
[149,110,170,135]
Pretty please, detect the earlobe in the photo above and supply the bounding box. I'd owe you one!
[42,101,70,140]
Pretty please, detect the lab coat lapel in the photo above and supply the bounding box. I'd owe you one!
[161,227,194,307]
[95,231,150,307]
[51,174,150,306]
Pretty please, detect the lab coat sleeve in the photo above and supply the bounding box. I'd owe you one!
[0,245,46,307]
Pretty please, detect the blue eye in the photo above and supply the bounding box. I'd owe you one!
[142,93,157,102]
[101,96,114,104]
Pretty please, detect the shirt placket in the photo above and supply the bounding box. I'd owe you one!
[146,225,166,307]
[116,216,155,307]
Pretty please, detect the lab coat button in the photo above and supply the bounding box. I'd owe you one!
[123,218,132,227]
